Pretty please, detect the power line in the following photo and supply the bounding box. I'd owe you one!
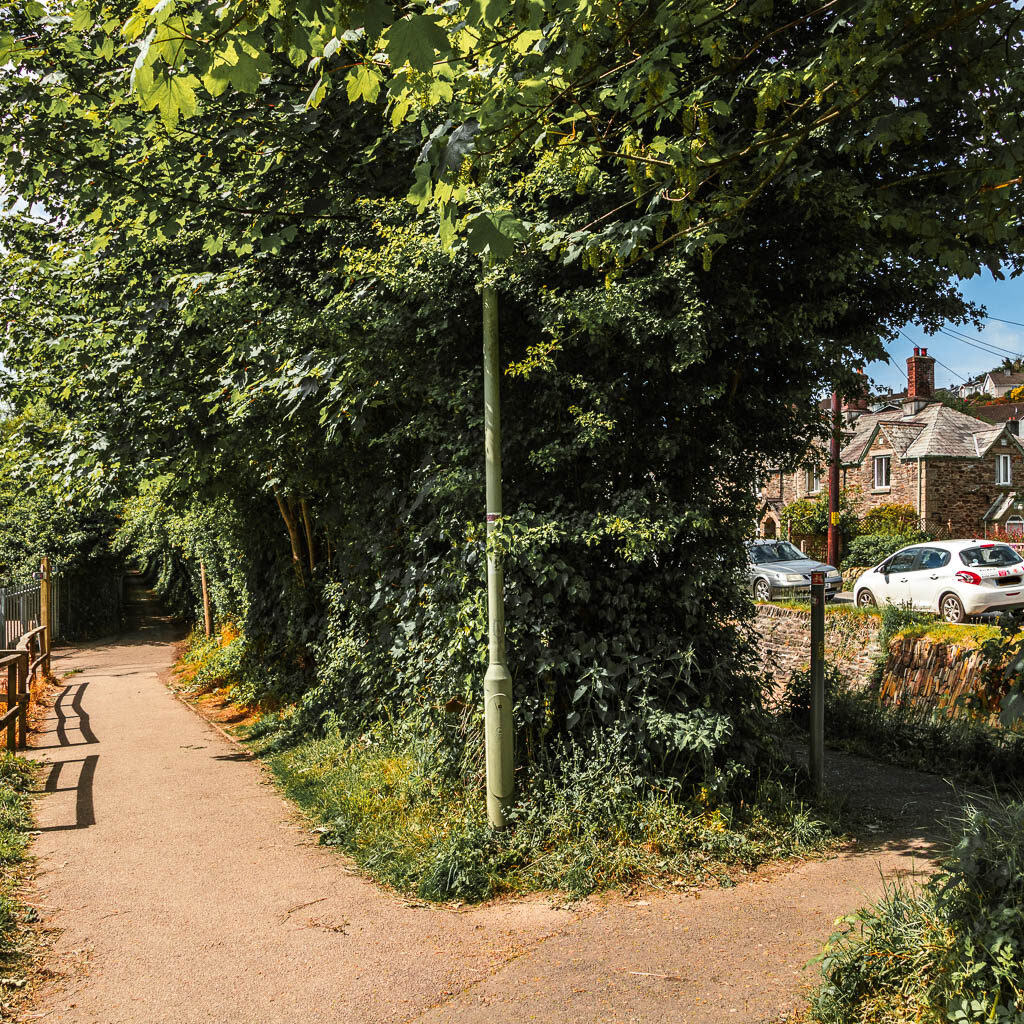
[940,323,1022,357]
[937,326,1022,362]
[985,316,1024,329]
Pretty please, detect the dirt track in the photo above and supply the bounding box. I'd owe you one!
[27,583,955,1023]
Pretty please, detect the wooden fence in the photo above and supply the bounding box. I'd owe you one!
[0,558,55,751]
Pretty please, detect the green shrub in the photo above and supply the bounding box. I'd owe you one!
[841,532,927,572]
[810,794,1024,1024]
[859,503,920,536]
[776,664,844,721]
[781,493,859,541]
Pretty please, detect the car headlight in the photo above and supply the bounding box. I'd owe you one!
[828,571,842,579]
[783,574,805,582]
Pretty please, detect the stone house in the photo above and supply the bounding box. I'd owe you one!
[758,348,1024,541]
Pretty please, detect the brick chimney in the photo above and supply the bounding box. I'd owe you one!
[907,347,935,401]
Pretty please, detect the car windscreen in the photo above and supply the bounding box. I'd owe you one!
[749,541,805,564]
[958,544,1024,568]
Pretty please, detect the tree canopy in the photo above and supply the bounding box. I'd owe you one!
[1,0,1022,793]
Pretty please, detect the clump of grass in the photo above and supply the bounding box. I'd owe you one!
[756,599,879,620]
[893,621,1001,648]
[808,793,1024,1024]
[252,720,840,903]
[0,753,38,965]
[174,621,245,695]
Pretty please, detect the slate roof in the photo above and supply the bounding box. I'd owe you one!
[972,403,1024,425]
[987,371,1024,389]
[841,400,1022,465]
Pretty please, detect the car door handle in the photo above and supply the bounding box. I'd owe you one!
[929,575,940,580]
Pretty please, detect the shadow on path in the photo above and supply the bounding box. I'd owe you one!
[35,754,98,832]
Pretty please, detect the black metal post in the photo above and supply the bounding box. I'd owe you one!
[809,570,825,795]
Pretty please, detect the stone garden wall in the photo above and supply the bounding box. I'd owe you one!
[754,605,881,688]
[878,636,991,707]
[754,604,996,706]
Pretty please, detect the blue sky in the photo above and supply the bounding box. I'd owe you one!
[870,271,1024,393]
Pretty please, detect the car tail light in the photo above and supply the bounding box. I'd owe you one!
[956,570,982,585]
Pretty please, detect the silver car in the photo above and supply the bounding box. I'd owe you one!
[747,540,843,602]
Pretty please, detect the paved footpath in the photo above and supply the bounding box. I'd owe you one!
[28,585,953,1024]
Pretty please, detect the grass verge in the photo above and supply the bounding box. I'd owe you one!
[178,625,842,903]
[249,719,841,902]
[0,752,38,984]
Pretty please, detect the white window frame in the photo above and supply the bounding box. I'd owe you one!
[997,454,1012,486]
[805,466,822,494]
[1006,516,1024,540]
[873,455,891,490]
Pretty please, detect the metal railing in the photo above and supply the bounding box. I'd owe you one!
[0,564,68,650]
[1,584,43,650]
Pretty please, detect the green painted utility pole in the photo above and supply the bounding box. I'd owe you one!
[482,273,514,827]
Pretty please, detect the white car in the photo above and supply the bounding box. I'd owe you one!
[854,540,1024,623]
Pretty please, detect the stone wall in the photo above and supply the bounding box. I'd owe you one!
[924,446,1024,536]
[754,605,881,688]
[754,604,997,710]
[879,636,992,707]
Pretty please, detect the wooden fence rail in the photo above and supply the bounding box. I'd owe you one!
[0,575,53,751]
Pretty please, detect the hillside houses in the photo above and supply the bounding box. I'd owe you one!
[758,349,1024,540]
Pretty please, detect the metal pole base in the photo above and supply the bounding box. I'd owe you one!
[484,661,514,827]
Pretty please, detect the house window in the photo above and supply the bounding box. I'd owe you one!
[805,467,821,494]
[873,455,891,490]
[997,454,1012,485]
[1006,516,1024,540]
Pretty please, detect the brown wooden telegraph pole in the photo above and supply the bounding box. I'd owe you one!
[827,391,841,569]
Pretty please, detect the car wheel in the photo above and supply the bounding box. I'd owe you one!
[753,578,772,602]
[940,593,966,623]
[856,589,876,608]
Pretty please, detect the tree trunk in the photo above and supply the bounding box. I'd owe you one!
[300,498,315,576]
[273,488,305,580]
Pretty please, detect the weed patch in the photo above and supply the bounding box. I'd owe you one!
[251,720,840,902]
[893,621,1001,649]
[775,668,1024,786]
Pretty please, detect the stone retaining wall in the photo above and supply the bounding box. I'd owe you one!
[879,636,991,706]
[754,604,996,706]
[754,605,881,688]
